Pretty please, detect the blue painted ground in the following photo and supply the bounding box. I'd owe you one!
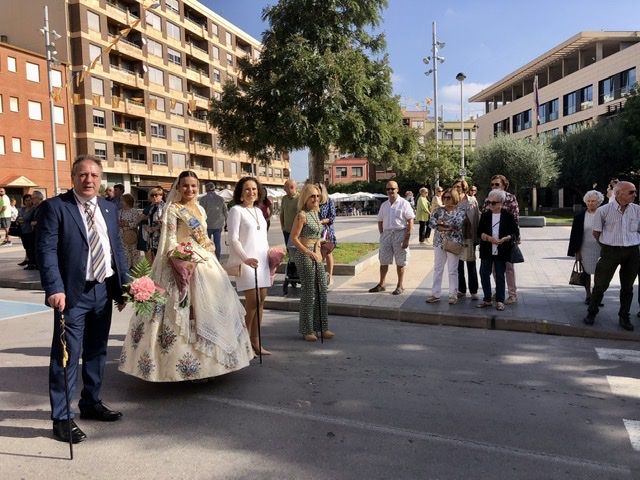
[0,300,49,320]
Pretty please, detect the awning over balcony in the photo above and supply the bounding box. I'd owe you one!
[0,175,39,187]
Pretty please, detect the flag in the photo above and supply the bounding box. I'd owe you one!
[533,75,540,136]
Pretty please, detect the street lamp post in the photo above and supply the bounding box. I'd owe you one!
[41,6,61,195]
[423,22,445,166]
[455,72,466,179]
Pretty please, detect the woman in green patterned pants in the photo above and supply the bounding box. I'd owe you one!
[290,183,334,341]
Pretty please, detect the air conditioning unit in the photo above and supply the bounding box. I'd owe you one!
[132,175,140,183]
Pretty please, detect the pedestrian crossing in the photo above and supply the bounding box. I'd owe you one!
[596,347,640,452]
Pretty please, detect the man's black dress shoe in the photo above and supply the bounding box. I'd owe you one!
[583,314,595,325]
[53,419,87,443]
[79,402,123,421]
[619,316,634,331]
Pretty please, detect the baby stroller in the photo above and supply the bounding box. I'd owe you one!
[282,257,300,295]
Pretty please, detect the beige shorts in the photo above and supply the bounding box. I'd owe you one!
[379,229,409,266]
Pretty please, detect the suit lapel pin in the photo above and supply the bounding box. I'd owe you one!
[105,209,109,213]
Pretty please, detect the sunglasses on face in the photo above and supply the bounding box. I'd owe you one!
[386,188,397,191]
[491,183,502,187]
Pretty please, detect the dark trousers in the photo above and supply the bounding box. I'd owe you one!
[418,221,431,242]
[23,232,36,266]
[49,281,112,420]
[589,244,640,318]
[480,257,506,302]
[283,231,291,247]
[207,228,222,261]
[458,260,478,294]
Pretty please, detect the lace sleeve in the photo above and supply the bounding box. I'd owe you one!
[164,205,179,254]
[227,207,249,262]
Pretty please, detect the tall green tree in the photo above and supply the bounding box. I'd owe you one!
[395,139,461,189]
[620,85,640,169]
[208,0,417,182]
[550,120,628,197]
[468,135,558,204]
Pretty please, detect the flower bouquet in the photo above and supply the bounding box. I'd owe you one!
[267,246,286,283]
[169,241,202,308]
[123,258,166,318]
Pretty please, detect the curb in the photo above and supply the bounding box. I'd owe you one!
[4,273,637,343]
[263,297,640,343]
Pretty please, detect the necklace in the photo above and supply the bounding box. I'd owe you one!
[246,206,261,230]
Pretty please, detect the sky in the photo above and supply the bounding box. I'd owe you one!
[203,0,640,180]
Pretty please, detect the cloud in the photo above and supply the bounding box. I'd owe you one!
[444,7,456,16]
[438,81,492,120]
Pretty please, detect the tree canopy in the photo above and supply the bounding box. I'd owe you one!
[208,0,417,182]
[468,135,558,197]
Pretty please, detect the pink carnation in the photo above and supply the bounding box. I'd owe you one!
[129,276,156,302]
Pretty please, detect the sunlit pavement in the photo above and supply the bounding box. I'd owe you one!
[2,217,638,342]
[1,290,640,479]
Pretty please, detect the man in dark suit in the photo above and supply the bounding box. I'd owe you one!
[37,155,129,443]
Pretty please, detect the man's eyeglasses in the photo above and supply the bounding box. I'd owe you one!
[491,182,502,187]
[488,201,502,205]
[386,188,397,191]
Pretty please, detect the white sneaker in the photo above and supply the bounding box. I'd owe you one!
[448,295,458,305]
[505,295,518,305]
[471,293,479,300]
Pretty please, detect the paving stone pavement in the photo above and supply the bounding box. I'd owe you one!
[0,222,638,341]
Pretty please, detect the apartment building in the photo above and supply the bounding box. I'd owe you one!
[0,42,74,199]
[470,31,640,146]
[0,0,290,197]
[402,109,477,151]
[325,157,369,185]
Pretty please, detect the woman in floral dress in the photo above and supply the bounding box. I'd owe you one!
[118,193,141,270]
[119,170,253,382]
[426,187,465,305]
[317,182,337,285]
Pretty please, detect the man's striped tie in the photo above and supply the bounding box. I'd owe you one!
[84,202,107,283]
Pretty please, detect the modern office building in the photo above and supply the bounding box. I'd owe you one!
[0,0,290,197]
[470,31,640,146]
[0,42,74,199]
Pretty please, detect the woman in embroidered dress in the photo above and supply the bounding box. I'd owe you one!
[316,182,337,285]
[119,171,253,382]
[290,184,334,341]
[227,176,273,355]
[426,187,465,305]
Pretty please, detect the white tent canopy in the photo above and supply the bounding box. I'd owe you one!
[328,192,384,203]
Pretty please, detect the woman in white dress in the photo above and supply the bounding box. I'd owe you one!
[119,171,254,382]
[227,176,272,355]
[567,190,604,304]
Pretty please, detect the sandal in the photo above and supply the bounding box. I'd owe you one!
[368,284,385,293]
[476,301,492,308]
[425,296,440,303]
[496,302,505,311]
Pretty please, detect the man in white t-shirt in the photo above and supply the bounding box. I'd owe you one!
[0,188,12,246]
[368,181,415,295]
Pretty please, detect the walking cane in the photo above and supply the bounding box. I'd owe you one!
[58,312,73,460]
[313,260,324,344]
[253,267,263,364]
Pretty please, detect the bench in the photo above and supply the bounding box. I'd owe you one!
[519,216,546,227]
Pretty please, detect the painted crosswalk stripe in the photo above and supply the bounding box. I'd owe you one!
[606,376,640,400]
[623,420,640,451]
[595,347,640,364]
